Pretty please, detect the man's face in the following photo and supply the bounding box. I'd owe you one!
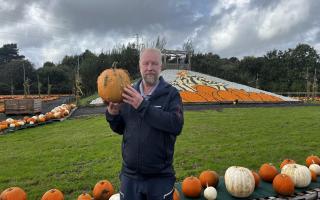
[139,50,162,86]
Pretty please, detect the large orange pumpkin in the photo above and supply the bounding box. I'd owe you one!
[77,192,92,200]
[280,159,296,169]
[0,187,27,200]
[41,189,64,200]
[259,163,278,182]
[199,170,219,188]
[252,171,260,188]
[93,180,114,200]
[272,174,295,196]
[306,155,320,167]
[97,62,131,103]
[181,176,202,198]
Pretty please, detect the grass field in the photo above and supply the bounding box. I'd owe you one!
[0,106,319,199]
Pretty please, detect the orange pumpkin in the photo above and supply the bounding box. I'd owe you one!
[93,180,114,200]
[45,112,54,120]
[280,159,296,169]
[310,170,317,182]
[0,187,27,200]
[272,174,295,196]
[199,170,219,188]
[41,189,64,200]
[26,118,36,123]
[259,163,278,182]
[97,62,131,103]
[252,171,260,188]
[181,176,202,198]
[173,188,180,200]
[0,124,8,130]
[77,192,92,200]
[306,155,320,167]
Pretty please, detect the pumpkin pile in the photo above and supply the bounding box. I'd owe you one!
[181,170,219,200]
[0,103,76,134]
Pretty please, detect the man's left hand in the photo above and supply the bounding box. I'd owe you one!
[122,85,143,109]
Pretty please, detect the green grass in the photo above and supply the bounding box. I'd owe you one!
[0,106,320,199]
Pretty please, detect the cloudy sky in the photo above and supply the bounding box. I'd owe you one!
[1,0,319,68]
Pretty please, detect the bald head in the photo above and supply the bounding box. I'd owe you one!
[139,48,162,86]
[139,48,162,65]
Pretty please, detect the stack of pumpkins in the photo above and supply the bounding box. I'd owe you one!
[181,170,219,200]
[258,155,320,196]
[0,103,76,133]
[179,155,320,199]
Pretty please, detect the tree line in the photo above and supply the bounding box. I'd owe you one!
[0,42,319,96]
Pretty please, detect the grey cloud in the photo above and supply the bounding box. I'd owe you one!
[0,0,319,67]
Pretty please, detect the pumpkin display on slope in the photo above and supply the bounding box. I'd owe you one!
[280,159,296,169]
[252,171,260,188]
[41,189,64,200]
[259,163,278,182]
[203,186,217,200]
[0,187,27,200]
[93,180,114,200]
[281,164,311,188]
[77,192,91,200]
[97,62,131,103]
[181,176,202,198]
[306,155,320,167]
[199,170,219,188]
[272,174,295,196]
[224,166,255,198]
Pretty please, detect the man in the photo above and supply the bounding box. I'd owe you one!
[105,48,184,200]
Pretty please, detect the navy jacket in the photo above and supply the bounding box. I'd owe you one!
[105,76,184,178]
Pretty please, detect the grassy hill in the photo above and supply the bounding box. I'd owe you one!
[0,106,319,199]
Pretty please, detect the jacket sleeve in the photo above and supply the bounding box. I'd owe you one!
[136,89,184,136]
[105,110,125,135]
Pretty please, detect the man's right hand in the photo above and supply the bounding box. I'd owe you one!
[107,102,121,115]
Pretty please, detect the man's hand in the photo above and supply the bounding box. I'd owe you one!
[107,102,121,115]
[122,85,143,109]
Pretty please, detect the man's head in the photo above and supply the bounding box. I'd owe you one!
[139,48,162,86]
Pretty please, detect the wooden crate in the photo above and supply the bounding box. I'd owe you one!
[4,99,42,114]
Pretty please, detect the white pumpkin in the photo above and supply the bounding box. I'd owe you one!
[53,112,61,119]
[204,186,217,200]
[309,164,320,175]
[224,166,255,198]
[281,164,311,188]
[109,193,120,200]
[17,121,25,126]
[6,118,14,123]
[9,123,15,128]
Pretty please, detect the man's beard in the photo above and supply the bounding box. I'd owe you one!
[143,74,159,86]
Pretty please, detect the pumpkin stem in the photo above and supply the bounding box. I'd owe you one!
[112,62,118,69]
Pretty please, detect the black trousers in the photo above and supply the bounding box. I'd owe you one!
[119,174,175,200]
